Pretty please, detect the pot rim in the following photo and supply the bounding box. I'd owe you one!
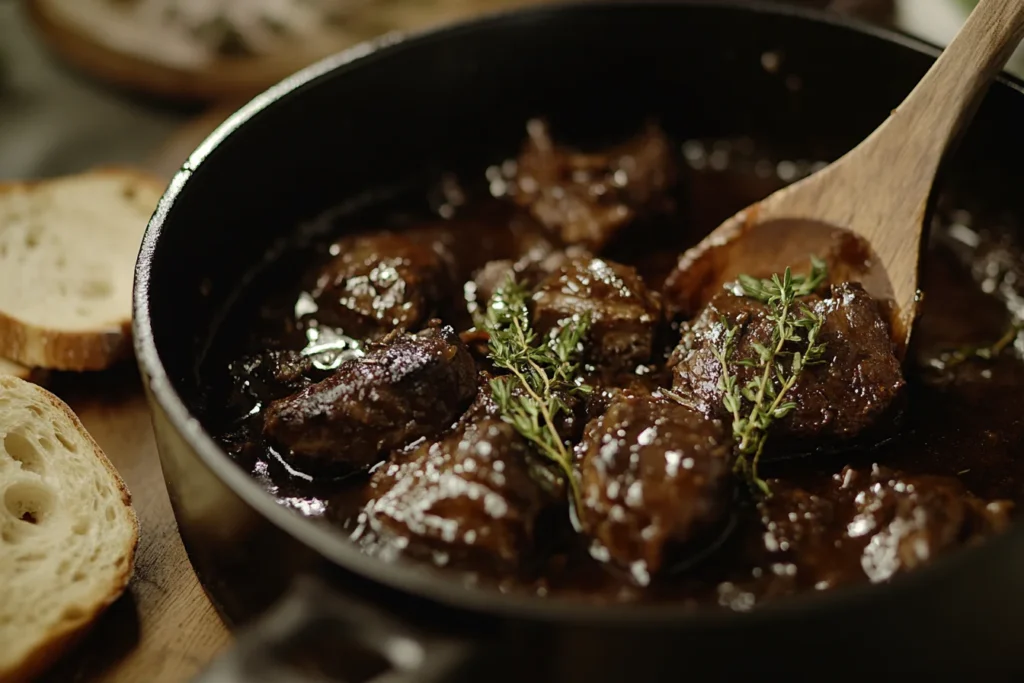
[133,0,1024,626]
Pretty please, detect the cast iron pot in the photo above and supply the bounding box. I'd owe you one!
[133,2,1024,680]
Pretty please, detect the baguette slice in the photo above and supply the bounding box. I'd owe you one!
[0,360,50,388]
[0,376,138,683]
[0,168,164,371]
[0,360,33,382]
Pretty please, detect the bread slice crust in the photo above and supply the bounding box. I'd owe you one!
[0,359,42,384]
[0,376,138,683]
[0,167,165,371]
[0,317,132,374]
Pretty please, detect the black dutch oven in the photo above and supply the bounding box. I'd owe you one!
[132,2,1024,680]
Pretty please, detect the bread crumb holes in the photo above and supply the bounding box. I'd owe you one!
[4,481,56,525]
[4,431,46,475]
[56,431,78,453]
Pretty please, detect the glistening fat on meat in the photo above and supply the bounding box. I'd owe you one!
[263,322,478,473]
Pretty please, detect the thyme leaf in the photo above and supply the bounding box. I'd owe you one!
[934,320,1024,370]
[482,275,592,523]
[717,258,829,496]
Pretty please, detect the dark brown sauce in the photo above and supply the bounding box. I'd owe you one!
[198,131,1024,610]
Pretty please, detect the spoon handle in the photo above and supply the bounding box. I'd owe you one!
[821,0,1024,344]
[857,0,1024,193]
[743,0,1024,355]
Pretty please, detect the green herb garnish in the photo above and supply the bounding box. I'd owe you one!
[715,258,829,495]
[935,320,1024,370]
[483,276,592,523]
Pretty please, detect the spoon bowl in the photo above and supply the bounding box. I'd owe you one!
[665,0,1024,357]
[664,217,891,320]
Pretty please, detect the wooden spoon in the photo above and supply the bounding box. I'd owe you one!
[664,0,1024,358]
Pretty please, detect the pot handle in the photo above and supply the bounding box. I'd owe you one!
[192,575,474,683]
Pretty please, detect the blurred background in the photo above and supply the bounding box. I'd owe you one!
[0,0,1022,182]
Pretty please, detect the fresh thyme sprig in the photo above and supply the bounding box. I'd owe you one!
[716,258,829,496]
[933,319,1024,370]
[483,275,592,523]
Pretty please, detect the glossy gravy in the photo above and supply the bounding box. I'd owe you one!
[198,131,1024,609]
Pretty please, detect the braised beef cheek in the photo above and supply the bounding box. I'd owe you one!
[501,119,676,251]
[203,123,1023,608]
[671,282,905,453]
[532,256,663,372]
[263,322,477,472]
[733,466,1012,595]
[224,349,321,417]
[469,245,593,320]
[355,417,555,570]
[576,393,734,581]
[306,232,457,338]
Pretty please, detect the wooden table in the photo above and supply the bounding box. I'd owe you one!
[35,371,231,683]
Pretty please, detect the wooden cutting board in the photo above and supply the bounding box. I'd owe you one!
[33,369,230,683]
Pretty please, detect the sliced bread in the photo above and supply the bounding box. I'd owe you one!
[0,168,164,371]
[0,359,33,382]
[0,375,138,683]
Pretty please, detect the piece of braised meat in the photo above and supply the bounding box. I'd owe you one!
[575,392,734,584]
[463,371,586,447]
[671,282,904,452]
[532,256,663,372]
[355,417,554,570]
[305,232,456,339]
[223,349,320,417]
[403,202,555,285]
[263,322,477,472]
[850,468,1013,582]
[754,465,1013,591]
[501,118,676,251]
[467,246,592,321]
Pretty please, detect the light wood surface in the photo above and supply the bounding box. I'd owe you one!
[669,0,1024,354]
[33,370,230,683]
